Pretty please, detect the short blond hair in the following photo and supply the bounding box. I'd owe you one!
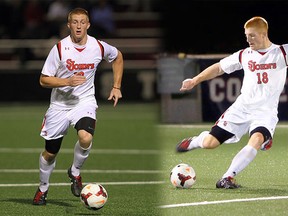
[67,8,89,22]
[244,16,268,32]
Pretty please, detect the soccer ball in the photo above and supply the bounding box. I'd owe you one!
[80,183,108,210]
[170,163,196,188]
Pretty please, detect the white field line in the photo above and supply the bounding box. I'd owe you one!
[0,168,164,187]
[0,169,165,187]
[157,124,288,129]
[157,123,288,208]
[0,148,160,154]
[0,169,164,174]
[159,196,288,208]
[0,181,165,188]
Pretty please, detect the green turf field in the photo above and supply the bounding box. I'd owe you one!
[0,102,161,216]
[1,103,288,216]
[158,124,288,216]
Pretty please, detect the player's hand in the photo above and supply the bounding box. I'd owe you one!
[69,72,86,87]
[108,88,122,107]
[180,78,197,91]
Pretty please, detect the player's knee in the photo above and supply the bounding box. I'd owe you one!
[249,132,265,149]
[251,132,264,143]
[42,150,57,163]
[250,127,271,150]
[78,130,93,148]
[202,135,220,149]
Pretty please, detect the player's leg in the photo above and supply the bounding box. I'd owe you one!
[249,127,273,151]
[176,125,234,152]
[72,117,95,173]
[68,116,95,197]
[33,108,69,205]
[33,137,63,205]
[216,127,272,189]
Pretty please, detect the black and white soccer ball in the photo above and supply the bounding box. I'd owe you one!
[170,163,196,188]
[80,183,108,210]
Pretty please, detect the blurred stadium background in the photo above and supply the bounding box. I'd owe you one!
[0,0,287,121]
[0,0,162,105]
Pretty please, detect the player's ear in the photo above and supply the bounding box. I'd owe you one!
[87,22,90,29]
[67,22,70,29]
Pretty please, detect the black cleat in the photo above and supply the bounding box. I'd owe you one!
[176,137,195,152]
[216,176,241,189]
[67,167,82,197]
[32,188,48,205]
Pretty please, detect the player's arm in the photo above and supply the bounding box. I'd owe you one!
[108,50,124,107]
[180,62,224,91]
[39,73,86,88]
[40,44,87,88]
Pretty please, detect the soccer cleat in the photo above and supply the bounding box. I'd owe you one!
[176,137,195,152]
[67,167,83,197]
[260,138,272,151]
[32,188,48,205]
[216,176,241,189]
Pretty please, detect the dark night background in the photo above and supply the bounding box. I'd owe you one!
[158,0,288,122]
[160,0,288,54]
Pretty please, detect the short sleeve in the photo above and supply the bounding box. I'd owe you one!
[98,40,118,63]
[220,50,243,74]
[41,45,61,76]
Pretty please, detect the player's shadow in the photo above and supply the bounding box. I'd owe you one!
[4,198,74,207]
[202,187,288,196]
[66,206,104,215]
[73,213,102,215]
[66,208,104,215]
[4,198,102,215]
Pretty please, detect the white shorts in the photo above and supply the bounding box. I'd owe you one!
[40,100,97,140]
[216,105,278,144]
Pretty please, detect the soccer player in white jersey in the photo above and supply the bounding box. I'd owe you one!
[33,8,124,205]
[176,16,288,188]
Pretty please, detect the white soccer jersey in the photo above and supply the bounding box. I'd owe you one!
[41,35,118,109]
[220,44,288,115]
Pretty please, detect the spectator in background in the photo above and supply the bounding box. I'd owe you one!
[16,0,46,63]
[46,0,71,38]
[126,0,152,11]
[21,0,47,39]
[90,0,116,38]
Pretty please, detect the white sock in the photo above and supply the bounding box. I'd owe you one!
[39,154,55,192]
[71,141,92,176]
[187,131,209,150]
[222,145,257,178]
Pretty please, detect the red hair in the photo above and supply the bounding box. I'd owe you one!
[244,16,268,33]
[67,8,89,22]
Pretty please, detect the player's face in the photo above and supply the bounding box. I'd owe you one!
[68,14,90,44]
[245,27,266,50]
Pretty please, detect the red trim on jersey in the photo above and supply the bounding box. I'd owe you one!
[258,51,266,55]
[57,42,62,60]
[75,47,85,52]
[279,45,287,66]
[239,49,245,63]
[97,40,104,59]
